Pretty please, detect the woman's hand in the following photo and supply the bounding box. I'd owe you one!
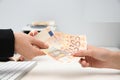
[73,45,120,69]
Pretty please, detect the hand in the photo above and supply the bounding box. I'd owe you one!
[14,31,49,60]
[73,45,120,69]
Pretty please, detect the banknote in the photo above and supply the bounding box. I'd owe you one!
[35,27,87,62]
[52,32,87,53]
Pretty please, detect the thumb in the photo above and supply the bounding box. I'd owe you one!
[73,50,91,57]
[32,38,49,49]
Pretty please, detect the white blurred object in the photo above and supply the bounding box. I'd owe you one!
[22,21,56,34]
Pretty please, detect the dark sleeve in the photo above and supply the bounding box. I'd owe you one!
[0,29,15,59]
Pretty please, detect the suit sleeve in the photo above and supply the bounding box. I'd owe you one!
[0,29,15,58]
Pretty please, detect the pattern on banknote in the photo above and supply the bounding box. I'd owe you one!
[35,27,87,62]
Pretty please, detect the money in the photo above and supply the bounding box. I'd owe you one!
[53,32,87,53]
[35,27,87,62]
[41,47,74,63]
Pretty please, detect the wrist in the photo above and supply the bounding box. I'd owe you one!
[111,51,120,69]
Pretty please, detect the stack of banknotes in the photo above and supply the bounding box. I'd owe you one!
[35,27,87,62]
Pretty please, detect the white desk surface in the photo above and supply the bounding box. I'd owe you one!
[21,55,120,80]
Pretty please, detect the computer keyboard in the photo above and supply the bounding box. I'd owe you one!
[0,61,36,80]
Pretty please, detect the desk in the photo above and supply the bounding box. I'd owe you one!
[21,47,120,80]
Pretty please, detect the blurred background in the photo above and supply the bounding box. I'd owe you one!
[0,0,120,47]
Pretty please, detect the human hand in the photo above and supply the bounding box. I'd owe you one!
[15,31,39,61]
[73,45,120,69]
[14,31,49,60]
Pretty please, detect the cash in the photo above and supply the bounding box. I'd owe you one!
[52,32,87,53]
[35,27,87,62]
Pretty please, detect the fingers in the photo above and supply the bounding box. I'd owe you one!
[29,31,49,49]
[29,30,49,49]
[73,50,91,57]
[32,46,46,56]
[26,46,46,60]
[27,31,48,59]
[79,58,90,67]
[32,38,49,49]
[18,56,25,61]
[73,50,93,67]
[29,30,38,36]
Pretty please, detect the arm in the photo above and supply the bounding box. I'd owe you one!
[0,29,49,61]
[0,29,14,56]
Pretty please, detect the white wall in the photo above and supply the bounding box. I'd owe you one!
[0,0,120,47]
